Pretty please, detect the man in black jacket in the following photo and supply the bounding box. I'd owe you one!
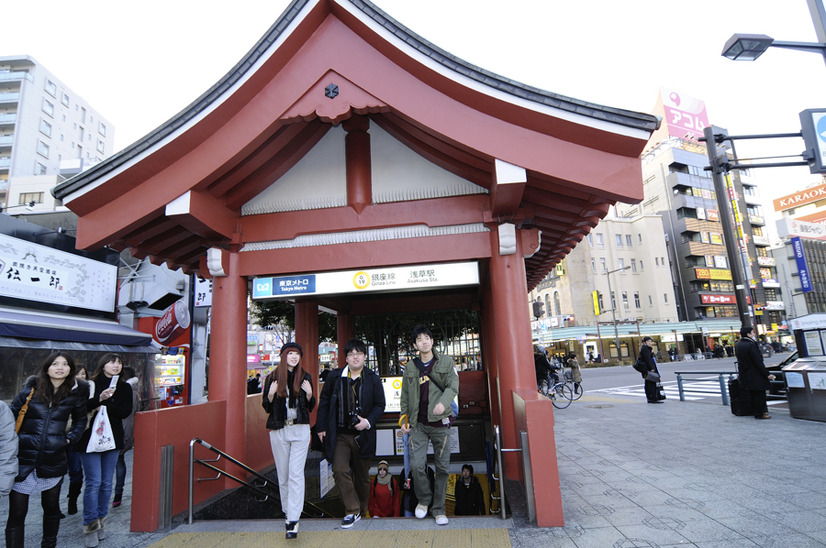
[316,339,386,529]
[734,326,775,419]
[639,336,662,404]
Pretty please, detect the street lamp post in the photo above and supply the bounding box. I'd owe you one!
[604,265,631,360]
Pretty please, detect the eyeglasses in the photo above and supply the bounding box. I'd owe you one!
[347,351,365,357]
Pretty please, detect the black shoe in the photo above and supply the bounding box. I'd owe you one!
[341,512,361,529]
[112,492,123,508]
[285,521,299,539]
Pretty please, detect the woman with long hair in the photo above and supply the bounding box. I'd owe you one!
[5,351,87,548]
[65,364,88,515]
[261,342,315,539]
[78,354,133,547]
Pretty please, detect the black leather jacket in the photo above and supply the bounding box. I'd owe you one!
[11,377,88,481]
[261,369,316,430]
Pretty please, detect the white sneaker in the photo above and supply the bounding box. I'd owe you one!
[435,514,449,526]
[414,503,428,519]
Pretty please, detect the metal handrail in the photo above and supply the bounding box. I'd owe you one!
[188,437,330,524]
[491,425,534,522]
[674,371,737,405]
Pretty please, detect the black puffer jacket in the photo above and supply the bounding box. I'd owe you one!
[11,377,88,481]
[78,374,133,452]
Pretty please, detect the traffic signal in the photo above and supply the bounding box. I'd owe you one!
[532,300,545,319]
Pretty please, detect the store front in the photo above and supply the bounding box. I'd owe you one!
[53,0,657,529]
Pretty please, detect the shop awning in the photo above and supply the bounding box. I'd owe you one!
[0,308,154,347]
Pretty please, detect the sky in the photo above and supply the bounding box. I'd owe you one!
[4,0,826,209]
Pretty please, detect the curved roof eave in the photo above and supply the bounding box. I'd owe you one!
[54,0,659,203]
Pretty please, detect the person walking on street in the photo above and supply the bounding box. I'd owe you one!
[639,337,662,404]
[113,367,140,508]
[78,354,133,547]
[399,325,459,526]
[65,365,88,515]
[262,342,315,539]
[566,352,582,392]
[5,351,87,548]
[316,338,386,530]
[734,326,775,420]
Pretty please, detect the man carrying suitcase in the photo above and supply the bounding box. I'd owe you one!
[734,326,775,420]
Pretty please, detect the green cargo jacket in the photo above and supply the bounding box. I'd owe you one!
[400,351,459,427]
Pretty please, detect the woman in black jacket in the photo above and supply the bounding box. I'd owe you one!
[6,351,87,548]
[261,342,315,539]
[78,353,133,547]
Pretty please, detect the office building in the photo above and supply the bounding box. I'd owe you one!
[0,55,115,210]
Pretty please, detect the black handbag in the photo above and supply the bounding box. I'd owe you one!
[656,382,666,400]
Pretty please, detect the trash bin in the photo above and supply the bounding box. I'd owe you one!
[782,357,826,422]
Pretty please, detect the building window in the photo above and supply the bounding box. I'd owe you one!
[44,79,56,97]
[618,258,625,269]
[655,257,659,266]
[616,234,623,247]
[626,235,632,246]
[20,192,44,205]
[638,234,642,244]
[596,233,604,248]
[598,292,604,312]
[36,140,49,158]
[42,99,54,117]
[664,293,668,304]
[611,291,616,310]
[622,291,629,309]
[39,119,52,137]
[631,259,637,272]
[34,162,47,175]
[98,122,107,137]
[640,260,644,271]
[634,292,641,308]
[599,258,606,273]
[554,291,561,317]
[61,92,70,107]
[587,234,593,246]
[591,258,596,274]
[648,295,653,305]
[96,139,105,154]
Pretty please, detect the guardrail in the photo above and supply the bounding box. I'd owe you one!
[188,437,331,524]
[492,425,534,522]
[674,371,736,405]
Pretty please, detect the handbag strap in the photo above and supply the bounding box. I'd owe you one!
[14,388,35,434]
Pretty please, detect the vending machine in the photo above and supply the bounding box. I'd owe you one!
[154,348,187,408]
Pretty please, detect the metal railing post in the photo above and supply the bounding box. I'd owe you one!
[677,374,685,401]
[519,431,535,523]
[719,374,730,406]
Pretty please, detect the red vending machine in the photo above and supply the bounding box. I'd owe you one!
[138,298,191,408]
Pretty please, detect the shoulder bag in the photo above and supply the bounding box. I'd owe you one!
[14,388,35,434]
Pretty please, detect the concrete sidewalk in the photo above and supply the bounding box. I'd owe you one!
[4,390,826,547]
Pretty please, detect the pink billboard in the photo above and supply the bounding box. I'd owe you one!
[659,88,710,140]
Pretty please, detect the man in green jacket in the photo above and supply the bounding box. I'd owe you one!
[399,325,459,526]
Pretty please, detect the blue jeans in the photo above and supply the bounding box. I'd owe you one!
[80,449,119,525]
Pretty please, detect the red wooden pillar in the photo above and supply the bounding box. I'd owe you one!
[209,251,248,466]
[488,224,536,479]
[336,312,354,369]
[295,301,319,421]
[344,116,371,214]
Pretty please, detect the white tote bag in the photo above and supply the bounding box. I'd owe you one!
[86,405,116,453]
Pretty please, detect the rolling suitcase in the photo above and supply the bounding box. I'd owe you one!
[728,378,753,416]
